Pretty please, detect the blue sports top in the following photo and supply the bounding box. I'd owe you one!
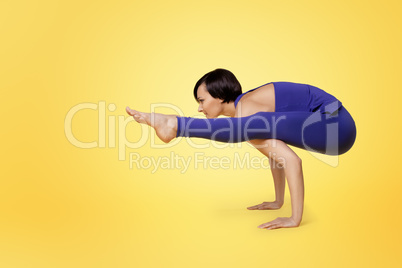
[234,82,342,114]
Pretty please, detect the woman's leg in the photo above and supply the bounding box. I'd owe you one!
[176,109,354,155]
[126,106,356,155]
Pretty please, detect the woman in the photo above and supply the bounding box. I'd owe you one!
[126,68,357,230]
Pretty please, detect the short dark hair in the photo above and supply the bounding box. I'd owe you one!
[193,68,242,103]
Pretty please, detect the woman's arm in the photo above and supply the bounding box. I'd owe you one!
[248,138,304,228]
[247,143,286,210]
[269,157,286,206]
[236,101,304,229]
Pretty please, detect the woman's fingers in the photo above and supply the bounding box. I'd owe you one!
[259,223,279,229]
[258,223,271,229]
[258,220,276,228]
[258,217,299,230]
[248,203,266,210]
[247,202,281,210]
[248,202,268,210]
[266,224,279,230]
[247,204,260,210]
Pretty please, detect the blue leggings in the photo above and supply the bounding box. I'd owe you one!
[176,106,356,155]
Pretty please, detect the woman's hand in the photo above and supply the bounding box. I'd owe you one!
[258,217,300,230]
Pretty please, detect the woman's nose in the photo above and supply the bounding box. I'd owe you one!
[198,105,203,113]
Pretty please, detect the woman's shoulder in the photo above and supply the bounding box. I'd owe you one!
[235,83,275,112]
[235,82,273,106]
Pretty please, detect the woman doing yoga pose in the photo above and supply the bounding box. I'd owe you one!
[126,68,357,230]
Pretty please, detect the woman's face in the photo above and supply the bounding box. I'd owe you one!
[196,83,224,118]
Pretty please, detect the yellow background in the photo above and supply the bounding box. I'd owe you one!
[1,0,401,267]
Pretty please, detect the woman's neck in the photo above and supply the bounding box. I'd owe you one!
[220,101,236,117]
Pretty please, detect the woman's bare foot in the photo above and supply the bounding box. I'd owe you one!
[247,201,283,210]
[126,106,177,143]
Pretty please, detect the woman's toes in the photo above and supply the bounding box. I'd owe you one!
[126,106,133,115]
[126,107,140,117]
